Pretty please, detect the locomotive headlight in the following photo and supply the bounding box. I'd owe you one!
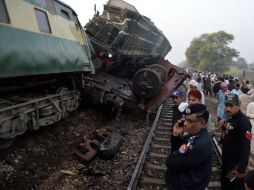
[108,53,113,58]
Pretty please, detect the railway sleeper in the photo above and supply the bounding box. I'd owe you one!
[207,181,221,189]
[150,147,169,155]
[149,157,167,167]
[140,177,167,189]
[155,131,171,135]
[157,126,171,131]
[142,167,166,180]
[157,121,172,126]
[159,118,173,122]
[154,137,170,142]
[154,134,171,140]
[159,114,173,117]
[152,144,171,149]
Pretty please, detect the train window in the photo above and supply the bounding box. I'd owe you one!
[35,8,51,33]
[0,0,10,23]
[61,10,70,20]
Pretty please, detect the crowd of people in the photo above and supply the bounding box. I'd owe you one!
[164,70,254,190]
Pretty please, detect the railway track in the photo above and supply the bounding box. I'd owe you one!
[127,98,223,190]
[208,136,222,190]
[127,98,173,190]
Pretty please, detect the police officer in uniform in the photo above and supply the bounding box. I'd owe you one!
[165,103,213,190]
[220,93,252,190]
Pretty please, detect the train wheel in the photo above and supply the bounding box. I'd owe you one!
[56,87,69,94]
[149,64,168,82]
[132,68,162,99]
[0,99,13,109]
[0,99,16,149]
[56,87,74,114]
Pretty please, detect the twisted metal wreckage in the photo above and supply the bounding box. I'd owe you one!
[75,0,189,161]
[84,0,188,117]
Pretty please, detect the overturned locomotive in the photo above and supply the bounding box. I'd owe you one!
[0,0,187,149]
[84,0,188,115]
[0,0,94,148]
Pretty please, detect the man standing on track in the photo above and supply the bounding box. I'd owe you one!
[220,93,252,190]
[165,103,213,190]
[171,91,185,126]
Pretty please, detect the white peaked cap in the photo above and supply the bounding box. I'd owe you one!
[188,80,198,87]
[178,102,189,113]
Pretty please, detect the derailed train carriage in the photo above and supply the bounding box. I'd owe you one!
[0,0,94,148]
[84,0,188,115]
[0,0,188,149]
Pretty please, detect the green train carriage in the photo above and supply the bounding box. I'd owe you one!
[0,0,94,148]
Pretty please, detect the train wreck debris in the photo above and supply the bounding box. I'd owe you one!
[74,128,123,162]
[0,0,188,149]
[83,60,187,113]
[85,0,171,77]
[84,0,188,115]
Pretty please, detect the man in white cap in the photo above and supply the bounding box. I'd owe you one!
[188,80,205,104]
[217,82,230,122]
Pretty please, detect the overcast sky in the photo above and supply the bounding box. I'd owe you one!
[62,0,254,65]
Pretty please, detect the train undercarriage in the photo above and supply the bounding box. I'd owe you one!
[0,74,86,149]
[83,60,188,119]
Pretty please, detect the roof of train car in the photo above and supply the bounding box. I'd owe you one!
[107,0,139,13]
[105,0,169,40]
[55,0,78,16]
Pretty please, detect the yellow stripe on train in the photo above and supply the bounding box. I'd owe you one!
[3,0,86,45]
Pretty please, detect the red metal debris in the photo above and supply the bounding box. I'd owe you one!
[73,128,111,162]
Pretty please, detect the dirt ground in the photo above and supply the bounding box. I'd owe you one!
[0,107,148,190]
[0,97,253,190]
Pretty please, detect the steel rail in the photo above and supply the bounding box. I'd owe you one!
[212,136,222,165]
[127,104,163,190]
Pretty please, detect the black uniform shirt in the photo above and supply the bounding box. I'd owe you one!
[172,105,183,127]
[165,128,213,190]
[222,111,252,173]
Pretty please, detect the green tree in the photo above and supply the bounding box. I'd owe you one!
[232,57,248,69]
[185,31,239,72]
